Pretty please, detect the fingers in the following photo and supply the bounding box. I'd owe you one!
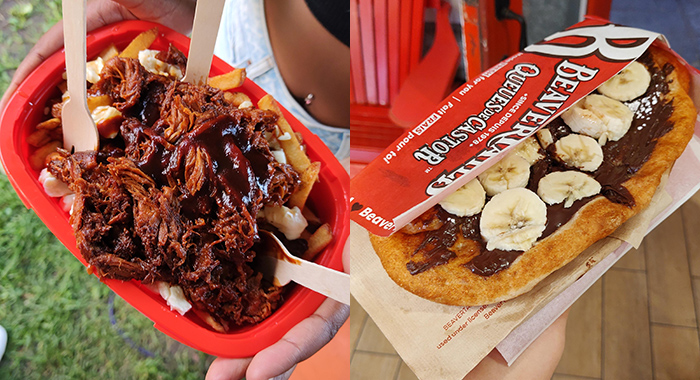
[0,81,18,116]
[271,365,297,380]
[242,239,350,380]
[464,309,570,380]
[113,0,197,35]
[205,357,252,380]
[206,240,350,380]
[86,0,138,32]
[204,299,348,380]
[245,299,349,380]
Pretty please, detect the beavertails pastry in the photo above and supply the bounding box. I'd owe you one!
[30,34,332,331]
[370,45,696,306]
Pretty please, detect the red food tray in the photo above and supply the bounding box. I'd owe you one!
[0,20,349,358]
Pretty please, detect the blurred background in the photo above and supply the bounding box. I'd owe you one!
[0,1,349,379]
[350,0,700,379]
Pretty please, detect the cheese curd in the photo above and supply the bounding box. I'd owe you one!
[156,282,192,315]
[39,168,72,197]
[86,57,104,84]
[261,205,308,240]
[138,49,183,79]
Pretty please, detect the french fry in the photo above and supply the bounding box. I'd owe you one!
[27,129,52,147]
[45,151,63,163]
[99,43,119,61]
[51,102,63,119]
[257,94,319,210]
[57,81,67,94]
[301,207,321,225]
[208,68,247,90]
[191,308,227,333]
[288,161,320,210]
[30,141,61,170]
[257,94,311,173]
[87,95,113,112]
[302,223,333,261]
[36,118,61,130]
[223,92,252,107]
[119,28,158,58]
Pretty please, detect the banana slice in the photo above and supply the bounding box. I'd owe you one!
[439,178,486,217]
[554,134,604,171]
[513,136,545,165]
[597,61,651,101]
[537,171,601,208]
[536,128,554,148]
[480,188,547,252]
[561,94,633,145]
[477,153,531,196]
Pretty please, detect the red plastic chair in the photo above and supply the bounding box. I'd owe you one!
[350,0,460,163]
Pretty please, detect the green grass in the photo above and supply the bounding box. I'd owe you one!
[0,170,213,379]
[0,0,62,95]
[0,1,214,377]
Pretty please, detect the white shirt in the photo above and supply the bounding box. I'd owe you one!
[214,0,350,161]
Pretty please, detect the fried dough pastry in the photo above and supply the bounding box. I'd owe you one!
[370,45,696,306]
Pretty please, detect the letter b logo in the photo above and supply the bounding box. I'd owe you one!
[525,24,658,62]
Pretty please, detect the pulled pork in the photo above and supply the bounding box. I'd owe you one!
[48,47,300,328]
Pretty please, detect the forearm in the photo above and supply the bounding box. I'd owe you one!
[465,309,569,380]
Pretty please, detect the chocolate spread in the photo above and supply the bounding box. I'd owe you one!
[407,51,676,277]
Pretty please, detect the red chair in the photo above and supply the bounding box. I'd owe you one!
[350,0,461,167]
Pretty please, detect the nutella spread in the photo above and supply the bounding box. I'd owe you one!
[406,51,676,277]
